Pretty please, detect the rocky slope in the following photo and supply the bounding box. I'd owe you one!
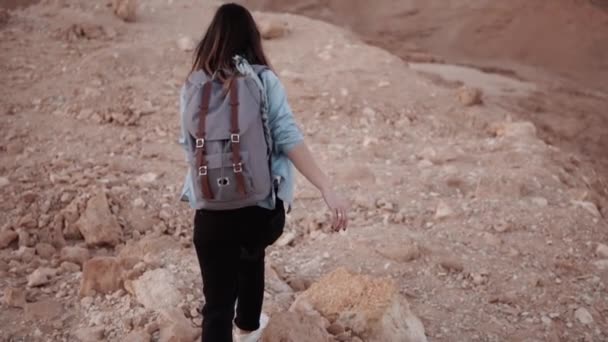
[1,0,607,341]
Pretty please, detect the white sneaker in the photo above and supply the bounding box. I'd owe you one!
[234,313,269,342]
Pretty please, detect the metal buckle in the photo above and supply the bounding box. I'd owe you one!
[217,177,230,187]
[195,138,205,149]
[233,163,243,173]
[198,165,208,176]
[230,134,240,144]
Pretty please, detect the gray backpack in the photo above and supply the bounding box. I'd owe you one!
[181,69,272,210]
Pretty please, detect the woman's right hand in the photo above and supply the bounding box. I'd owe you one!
[322,187,349,231]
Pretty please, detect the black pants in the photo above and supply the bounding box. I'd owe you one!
[193,200,285,342]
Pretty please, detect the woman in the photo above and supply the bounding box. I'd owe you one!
[179,3,349,342]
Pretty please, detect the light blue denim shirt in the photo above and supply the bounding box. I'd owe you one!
[179,62,303,210]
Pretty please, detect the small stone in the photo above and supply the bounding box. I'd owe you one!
[435,201,454,219]
[458,86,482,106]
[80,296,94,309]
[258,17,289,40]
[25,299,63,321]
[0,230,18,249]
[76,192,123,247]
[126,268,182,312]
[362,107,376,117]
[27,267,57,287]
[377,243,420,263]
[439,258,464,273]
[3,287,26,308]
[112,0,137,23]
[61,261,81,273]
[596,243,608,258]
[60,246,91,266]
[80,257,124,297]
[21,192,38,204]
[158,309,201,342]
[133,197,146,208]
[572,201,601,217]
[492,121,537,139]
[73,326,105,342]
[593,259,608,270]
[123,329,151,342]
[417,159,434,168]
[574,307,594,325]
[327,323,345,335]
[137,172,158,183]
[276,231,296,247]
[35,242,57,259]
[0,176,9,187]
[16,246,35,262]
[177,36,196,52]
[531,197,548,207]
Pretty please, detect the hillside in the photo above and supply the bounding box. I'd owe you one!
[1,0,608,341]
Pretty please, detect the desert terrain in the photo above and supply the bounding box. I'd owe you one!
[1,0,607,341]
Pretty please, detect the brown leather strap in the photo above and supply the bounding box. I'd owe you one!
[196,82,214,199]
[229,79,247,196]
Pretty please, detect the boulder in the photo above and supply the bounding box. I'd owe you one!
[596,243,608,258]
[76,192,123,247]
[80,257,124,297]
[294,268,427,342]
[125,268,182,312]
[112,0,137,22]
[261,312,332,342]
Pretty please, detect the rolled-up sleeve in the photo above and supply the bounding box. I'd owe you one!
[263,72,304,154]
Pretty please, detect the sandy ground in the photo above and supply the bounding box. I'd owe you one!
[1,0,608,341]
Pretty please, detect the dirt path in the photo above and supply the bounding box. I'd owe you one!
[1,0,608,341]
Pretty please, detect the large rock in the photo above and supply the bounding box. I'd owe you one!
[0,229,18,249]
[294,268,427,342]
[262,312,332,342]
[76,192,123,247]
[125,268,182,312]
[35,242,56,259]
[80,257,124,297]
[112,0,137,22]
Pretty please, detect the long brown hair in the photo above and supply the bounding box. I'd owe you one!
[191,3,271,81]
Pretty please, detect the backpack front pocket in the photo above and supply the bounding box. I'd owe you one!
[197,152,254,202]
